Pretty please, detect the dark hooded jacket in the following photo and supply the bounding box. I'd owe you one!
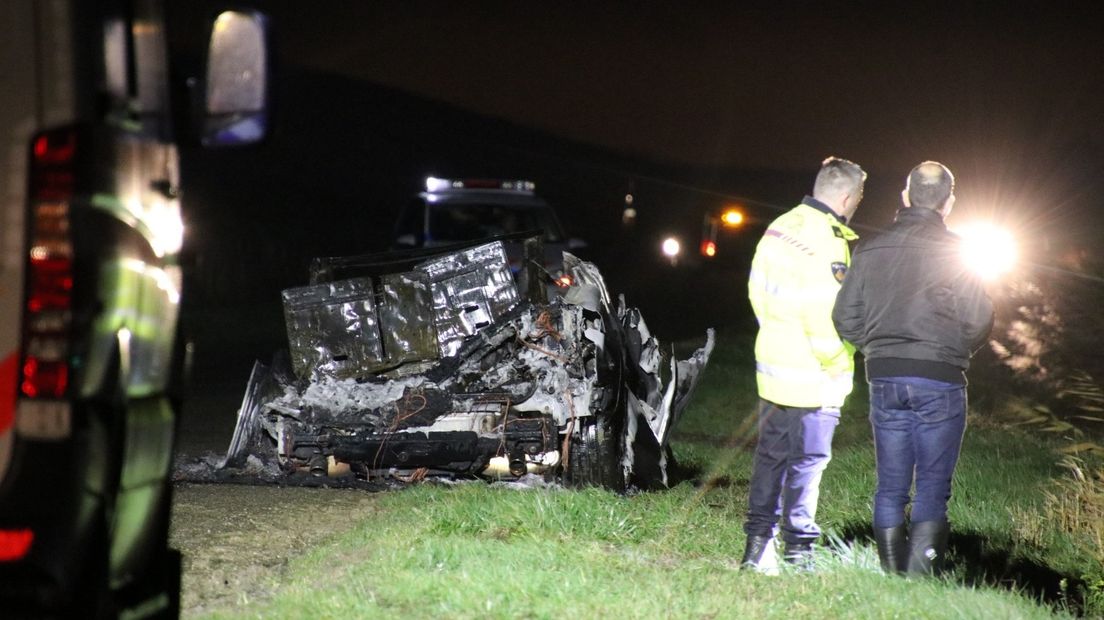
[831,206,994,384]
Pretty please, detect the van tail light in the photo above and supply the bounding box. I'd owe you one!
[21,129,76,399]
[0,528,34,561]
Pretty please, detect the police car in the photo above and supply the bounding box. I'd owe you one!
[394,177,570,248]
[394,177,583,291]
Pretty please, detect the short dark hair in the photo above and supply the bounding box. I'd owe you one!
[813,156,866,198]
[906,161,955,210]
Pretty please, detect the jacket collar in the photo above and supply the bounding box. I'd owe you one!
[802,195,848,225]
[801,196,858,239]
[894,206,947,228]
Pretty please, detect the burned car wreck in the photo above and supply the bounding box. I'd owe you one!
[224,236,714,491]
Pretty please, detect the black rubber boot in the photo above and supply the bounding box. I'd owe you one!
[873,524,908,575]
[740,534,777,573]
[907,520,950,576]
[783,541,815,572]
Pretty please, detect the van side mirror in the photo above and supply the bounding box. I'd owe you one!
[199,11,270,147]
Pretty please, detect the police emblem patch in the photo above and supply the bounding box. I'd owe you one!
[831,261,848,283]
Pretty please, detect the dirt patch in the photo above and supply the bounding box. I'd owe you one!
[169,483,382,616]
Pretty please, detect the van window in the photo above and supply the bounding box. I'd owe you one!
[98,0,170,138]
[131,0,170,123]
[102,18,128,101]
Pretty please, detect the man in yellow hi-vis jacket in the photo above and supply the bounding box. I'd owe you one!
[741,157,864,572]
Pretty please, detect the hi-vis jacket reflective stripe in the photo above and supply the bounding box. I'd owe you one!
[748,201,858,408]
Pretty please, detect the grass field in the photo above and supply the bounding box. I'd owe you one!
[190,330,1104,619]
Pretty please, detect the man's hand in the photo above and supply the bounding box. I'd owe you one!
[819,372,854,409]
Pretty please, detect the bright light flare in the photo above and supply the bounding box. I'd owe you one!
[661,237,681,258]
[720,208,744,227]
[957,223,1018,280]
[425,176,450,192]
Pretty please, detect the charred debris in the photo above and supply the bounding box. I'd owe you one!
[222,234,714,491]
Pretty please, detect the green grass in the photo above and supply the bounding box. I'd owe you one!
[195,330,1102,619]
[200,485,1065,620]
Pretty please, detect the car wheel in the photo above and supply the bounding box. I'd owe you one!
[564,414,625,492]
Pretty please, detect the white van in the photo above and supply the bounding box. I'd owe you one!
[0,1,269,616]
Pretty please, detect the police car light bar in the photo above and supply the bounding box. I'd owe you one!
[425,176,535,193]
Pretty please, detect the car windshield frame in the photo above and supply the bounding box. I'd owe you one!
[426,200,565,244]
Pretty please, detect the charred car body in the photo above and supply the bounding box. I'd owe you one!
[225,236,713,491]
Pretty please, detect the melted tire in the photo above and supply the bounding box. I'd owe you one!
[565,415,625,492]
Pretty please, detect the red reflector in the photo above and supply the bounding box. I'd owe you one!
[32,131,76,165]
[27,260,73,312]
[32,171,75,201]
[0,529,34,561]
[20,357,68,398]
[24,128,75,401]
[31,129,77,203]
[0,353,17,433]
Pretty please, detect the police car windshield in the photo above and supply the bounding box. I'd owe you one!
[428,203,564,243]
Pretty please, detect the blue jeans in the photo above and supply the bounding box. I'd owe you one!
[869,377,967,529]
[744,399,840,544]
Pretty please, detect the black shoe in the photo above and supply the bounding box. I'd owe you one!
[740,534,778,573]
[873,524,908,575]
[783,541,815,571]
[907,520,949,576]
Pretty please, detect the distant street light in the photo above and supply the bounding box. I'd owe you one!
[662,236,681,266]
[622,192,636,226]
[699,204,750,259]
[720,208,745,227]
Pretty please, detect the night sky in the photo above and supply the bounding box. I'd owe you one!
[169,1,1104,275]
[285,3,1103,171]
[199,2,1101,231]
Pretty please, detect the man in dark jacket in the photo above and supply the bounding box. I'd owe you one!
[832,161,993,576]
